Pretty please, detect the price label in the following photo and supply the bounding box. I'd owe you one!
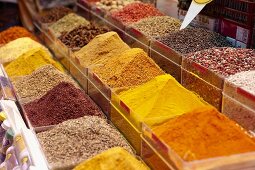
[180,0,213,29]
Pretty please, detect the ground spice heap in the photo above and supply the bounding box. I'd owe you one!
[95,0,139,12]
[157,28,232,54]
[39,6,72,23]
[4,49,63,77]
[185,47,255,77]
[12,65,78,104]
[153,106,255,161]
[49,13,90,38]
[227,71,255,95]
[59,24,110,51]
[0,26,38,44]
[119,74,207,128]
[74,31,130,67]
[111,2,164,25]
[24,82,103,127]
[74,147,149,170]
[131,16,181,37]
[93,48,164,88]
[37,116,133,169]
[0,37,51,64]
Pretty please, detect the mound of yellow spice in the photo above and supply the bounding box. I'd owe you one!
[74,31,130,68]
[153,106,255,161]
[5,49,63,77]
[74,147,149,170]
[119,74,206,128]
[0,37,51,64]
[93,48,164,88]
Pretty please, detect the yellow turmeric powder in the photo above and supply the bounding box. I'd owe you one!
[74,147,149,170]
[5,49,64,77]
[119,74,207,129]
[0,37,51,64]
[153,106,255,161]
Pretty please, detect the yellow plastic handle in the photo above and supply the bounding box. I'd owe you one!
[194,0,213,4]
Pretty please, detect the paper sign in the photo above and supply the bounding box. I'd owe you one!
[180,0,213,30]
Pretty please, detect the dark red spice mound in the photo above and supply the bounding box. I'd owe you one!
[24,82,104,127]
[40,6,72,23]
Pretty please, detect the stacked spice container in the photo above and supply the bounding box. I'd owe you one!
[0,25,150,169]
[16,3,255,169]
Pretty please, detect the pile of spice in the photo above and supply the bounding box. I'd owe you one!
[119,74,207,128]
[24,82,103,127]
[157,28,232,54]
[152,106,255,161]
[95,0,139,12]
[12,65,78,104]
[49,13,90,37]
[0,26,38,44]
[37,116,133,169]
[59,24,110,51]
[93,48,164,88]
[74,147,149,170]
[39,6,72,23]
[131,16,181,37]
[226,71,255,95]
[4,49,63,77]
[110,2,164,25]
[185,47,255,77]
[0,37,51,64]
[74,31,130,67]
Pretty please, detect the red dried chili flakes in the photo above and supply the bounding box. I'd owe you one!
[111,2,164,25]
[0,26,39,44]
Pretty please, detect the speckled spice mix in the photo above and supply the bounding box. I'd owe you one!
[157,27,232,54]
[92,48,165,88]
[0,26,39,44]
[24,82,104,127]
[12,65,78,104]
[131,16,181,37]
[110,2,164,25]
[37,116,133,169]
[49,13,90,38]
[39,6,72,23]
[95,0,139,12]
[185,47,255,77]
[59,24,110,51]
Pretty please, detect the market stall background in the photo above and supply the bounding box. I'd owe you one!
[0,0,254,169]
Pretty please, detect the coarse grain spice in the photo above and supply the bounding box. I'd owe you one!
[59,24,109,51]
[111,2,164,25]
[157,27,232,54]
[74,31,130,67]
[93,48,165,88]
[0,37,51,64]
[95,0,139,12]
[185,47,255,77]
[37,116,133,169]
[153,106,255,161]
[49,13,90,38]
[12,65,78,104]
[0,26,39,44]
[39,6,72,23]
[131,16,181,37]
[24,82,104,127]
[5,49,64,77]
[74,147,149,170]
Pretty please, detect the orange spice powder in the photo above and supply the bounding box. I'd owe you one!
[0,26,39,44]
[152,106,255,161]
